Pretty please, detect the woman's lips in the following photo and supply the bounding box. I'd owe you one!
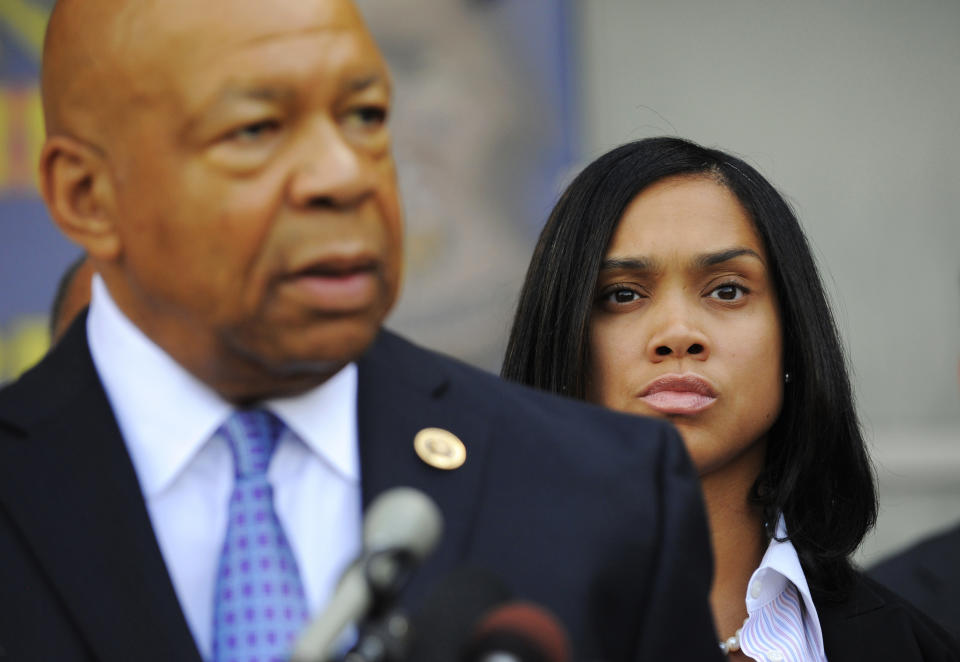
[638,374,717,415]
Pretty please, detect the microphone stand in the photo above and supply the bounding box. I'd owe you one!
[339,547,419,662]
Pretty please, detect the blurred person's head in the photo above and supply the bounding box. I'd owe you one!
[39,0,403,403]
[49,254,94,342]
[503,136,876,598]
[355,0,553,368]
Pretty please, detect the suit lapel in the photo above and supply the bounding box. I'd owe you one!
[0,318,202,662]
[356,330,494,605]
[817,575,889,661]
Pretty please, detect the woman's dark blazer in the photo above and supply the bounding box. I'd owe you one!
[818,572,960,661]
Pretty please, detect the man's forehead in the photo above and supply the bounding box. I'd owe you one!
[50,0,367,49]
[129,0,370,56]
[130,0,385,118]
[43,0,375,135]
[176,25,389,122]
[211,73,388,105]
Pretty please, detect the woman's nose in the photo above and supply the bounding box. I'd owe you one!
[646,306,710,362]
[654,342,706,357]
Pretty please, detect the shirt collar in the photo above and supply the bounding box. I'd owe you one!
[87,275,359,497]
[746,516,826,657]
[266,365,359,483]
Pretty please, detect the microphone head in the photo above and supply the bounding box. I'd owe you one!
[465,602,571,662]
[292,488,443,662]
[363,487,444,560]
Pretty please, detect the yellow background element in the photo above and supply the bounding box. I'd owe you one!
[0,315,49,383]
[0,0,49,192]
[0,90,8,187]
[24,87,43,189]
[0,86,44,191]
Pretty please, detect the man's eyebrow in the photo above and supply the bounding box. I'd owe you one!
[206,73,387,106]
[693,247,763,269]
[199,71,389,115]
[598,256,657,272]
[182,86,295,137]
[196,86,296,118]
[219,86,296,103]
[343,72,390,94]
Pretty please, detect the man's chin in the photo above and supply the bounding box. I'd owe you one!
[232,318,381,380]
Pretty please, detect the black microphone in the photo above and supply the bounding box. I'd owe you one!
[463,602,572,662]
[291,487,444,662]
[403,567,514,662]
[337,566,513,662]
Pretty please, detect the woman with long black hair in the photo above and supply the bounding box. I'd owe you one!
[503,137,959,660]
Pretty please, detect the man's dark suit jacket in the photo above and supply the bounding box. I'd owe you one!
[868,523,960,645]
[0,318,722,662]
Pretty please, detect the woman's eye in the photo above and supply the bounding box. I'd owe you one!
[602,288,642,304]
[708,283,747,301]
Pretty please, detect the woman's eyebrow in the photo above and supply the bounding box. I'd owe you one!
[598,256,656,272]
[693,247,763,269]
[599,249,762,274]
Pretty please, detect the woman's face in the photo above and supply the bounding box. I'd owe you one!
[586,175,783,478]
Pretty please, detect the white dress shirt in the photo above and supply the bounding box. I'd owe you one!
[86,275,362,659]
[739,517,828,662]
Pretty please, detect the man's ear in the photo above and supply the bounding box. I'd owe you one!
[38,135,121,260]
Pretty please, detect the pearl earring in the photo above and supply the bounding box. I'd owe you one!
[784,372,792,384]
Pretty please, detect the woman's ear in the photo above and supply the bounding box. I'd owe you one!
[38,135,121,261]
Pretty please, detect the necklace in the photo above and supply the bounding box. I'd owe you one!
[718,618,748,655]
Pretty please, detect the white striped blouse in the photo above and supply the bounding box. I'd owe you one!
[738,517,827,662]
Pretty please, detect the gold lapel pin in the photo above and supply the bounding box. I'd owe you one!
[414,427,467,470]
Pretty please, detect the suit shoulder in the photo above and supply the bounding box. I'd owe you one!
[0,354,54,432]
[870,523,960,580]
[380,330,671,425]
[372,330,685,465]
[0,320,97,433]
[819,572,960,660]
[867,525,960,645]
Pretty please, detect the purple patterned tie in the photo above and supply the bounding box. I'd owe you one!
[212,410,309,662]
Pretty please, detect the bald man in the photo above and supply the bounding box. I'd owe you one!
[0,2,721,662]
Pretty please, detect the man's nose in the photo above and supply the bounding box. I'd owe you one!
[287,119,374,210]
